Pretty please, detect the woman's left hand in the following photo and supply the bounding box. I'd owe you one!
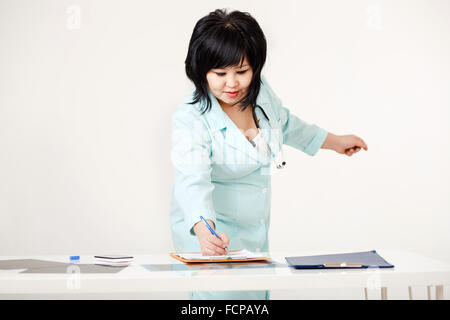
[322,133,368,156]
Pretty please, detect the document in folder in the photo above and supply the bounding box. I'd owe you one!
[285,250,394,269]
[170,249,271,263]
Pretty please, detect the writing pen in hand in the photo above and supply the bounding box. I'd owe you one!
[199,216,228,254]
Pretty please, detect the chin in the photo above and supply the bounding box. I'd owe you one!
[224,95,240,103]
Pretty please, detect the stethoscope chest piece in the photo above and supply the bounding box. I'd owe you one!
[273,149,286,169]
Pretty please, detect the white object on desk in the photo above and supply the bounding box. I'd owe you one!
[93,255,134,267]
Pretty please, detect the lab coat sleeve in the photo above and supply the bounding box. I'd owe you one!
[171,106,216,236]
[262,77,328,156]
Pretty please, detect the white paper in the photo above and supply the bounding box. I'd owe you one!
[175,249,267,261]
[94,258,134,264]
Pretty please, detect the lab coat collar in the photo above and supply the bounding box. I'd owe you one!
[202,90,229,132]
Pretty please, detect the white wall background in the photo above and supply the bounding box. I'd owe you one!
[1,0,449,299]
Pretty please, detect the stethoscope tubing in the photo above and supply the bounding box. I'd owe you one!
[252,105,286,169]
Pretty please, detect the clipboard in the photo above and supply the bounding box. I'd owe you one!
[285,250,394,269]
[170,250,271,264]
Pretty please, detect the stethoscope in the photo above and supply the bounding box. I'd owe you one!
[252,105,286,169]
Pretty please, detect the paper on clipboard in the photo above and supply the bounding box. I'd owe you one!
[171,249,270,263]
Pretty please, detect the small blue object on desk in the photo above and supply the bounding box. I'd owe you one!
[69,256,80,263]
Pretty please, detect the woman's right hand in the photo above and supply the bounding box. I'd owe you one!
[193,220,230,256]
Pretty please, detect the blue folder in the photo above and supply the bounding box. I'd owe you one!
[285,250,394,269]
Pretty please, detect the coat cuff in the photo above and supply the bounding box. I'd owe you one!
[187,213,217,236]
[304,128,328,156]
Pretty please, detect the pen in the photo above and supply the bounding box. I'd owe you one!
[199,216,228,253]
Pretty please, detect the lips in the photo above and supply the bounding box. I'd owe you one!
[225,91,239,98]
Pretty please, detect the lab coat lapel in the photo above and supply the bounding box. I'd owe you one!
[206,91,262,164]
[224,125,262,164]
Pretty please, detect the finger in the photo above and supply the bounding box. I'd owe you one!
[209,234,226,248]
[216,247,227,255]
[362,141,368,151]
[211,245,227,256]
[357,138,368,151]
[204,243,226,256]
[218,233,230,253]
[201,247,215,256]
[207,238,227,254]
[348,136,367,151]
[218,233,230,247]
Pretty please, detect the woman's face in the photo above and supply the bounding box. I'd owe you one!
[206,56,253,109]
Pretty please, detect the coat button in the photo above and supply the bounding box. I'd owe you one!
[262,188,267,194]
[255,248,261,252]
[260,218,265,224]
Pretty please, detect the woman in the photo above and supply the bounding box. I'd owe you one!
[170,9,368,300]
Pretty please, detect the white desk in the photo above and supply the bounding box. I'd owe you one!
[1,250,449,299]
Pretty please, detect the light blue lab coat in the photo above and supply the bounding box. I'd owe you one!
[170,76,328,300]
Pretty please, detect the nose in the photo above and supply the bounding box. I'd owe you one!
[225,74,238,89]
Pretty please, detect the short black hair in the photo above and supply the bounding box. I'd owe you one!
[185,9,267,114]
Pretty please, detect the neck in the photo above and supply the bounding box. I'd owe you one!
[219,100,236,111]
[219,101,251,115]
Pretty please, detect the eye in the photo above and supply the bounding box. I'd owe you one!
[237,69,248,74]
[215,72,226,76]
